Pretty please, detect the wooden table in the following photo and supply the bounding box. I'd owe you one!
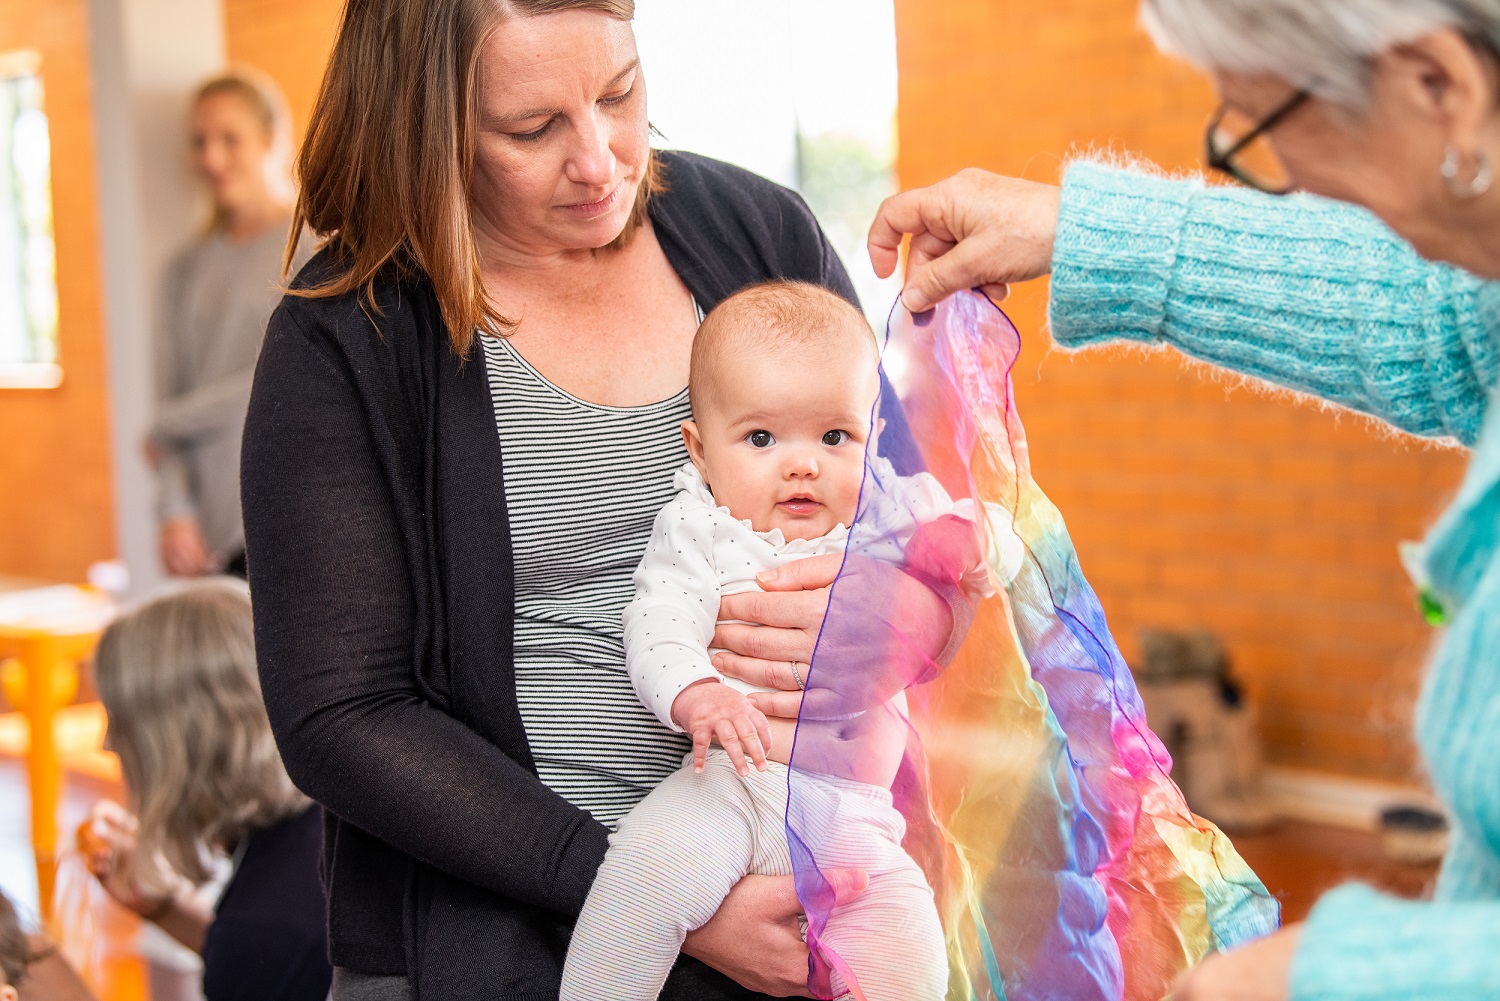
[0,586,113,927]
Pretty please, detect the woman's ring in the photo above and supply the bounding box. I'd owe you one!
[789,660,805,690]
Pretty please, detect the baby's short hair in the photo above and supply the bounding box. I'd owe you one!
[689,281,875,408]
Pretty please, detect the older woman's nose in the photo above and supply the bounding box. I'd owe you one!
[566,114,617,188]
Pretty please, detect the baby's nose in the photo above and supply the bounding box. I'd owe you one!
[783,448,819,477]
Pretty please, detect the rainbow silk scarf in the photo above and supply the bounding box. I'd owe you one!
[785,291,1279,1001]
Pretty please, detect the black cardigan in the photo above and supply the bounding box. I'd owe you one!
[242,151,918,999]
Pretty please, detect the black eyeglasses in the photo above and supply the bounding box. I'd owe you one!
[1205,88,1309,195]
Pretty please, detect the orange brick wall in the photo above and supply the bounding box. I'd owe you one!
[895,0,1467,782]
[221,0,342,148]
[0,0,115,582]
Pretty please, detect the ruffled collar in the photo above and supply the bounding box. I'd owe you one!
[672,462,850,551]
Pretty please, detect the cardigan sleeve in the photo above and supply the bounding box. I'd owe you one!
[1049,160,1500,446]
[242,305,608,917]
[1291,883,1500,1000]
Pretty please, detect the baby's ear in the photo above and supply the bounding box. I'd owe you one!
[868,417,887,455]
[681,420,709,474]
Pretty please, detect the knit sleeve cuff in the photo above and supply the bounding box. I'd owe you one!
[1291,883,1500,1001]
[1048,159,1201,349]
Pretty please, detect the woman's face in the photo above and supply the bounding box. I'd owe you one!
[1213,30,1500,278]
[470,10,650,261]
[190,92,274,215]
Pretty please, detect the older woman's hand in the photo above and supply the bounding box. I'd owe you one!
[867,168,1062,312]
[1170,925,1301,1001]
[712,554,954,720]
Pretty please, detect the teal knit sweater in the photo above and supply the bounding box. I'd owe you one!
[1050,160,1500,999]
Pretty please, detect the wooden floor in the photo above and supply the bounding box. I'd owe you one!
[1233,819,1440,923]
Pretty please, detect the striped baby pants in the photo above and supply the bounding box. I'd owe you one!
[560,748,947,1001]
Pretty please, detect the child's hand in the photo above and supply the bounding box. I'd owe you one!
[81,799,188,918]
[670,680,773,776]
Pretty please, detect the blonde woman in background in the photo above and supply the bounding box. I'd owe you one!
[82,580,330,1001]
[149,70,310,578]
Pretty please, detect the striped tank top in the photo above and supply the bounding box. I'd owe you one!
[479,326,698,826]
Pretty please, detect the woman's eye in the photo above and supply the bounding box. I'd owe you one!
[748,430,774,448]
[601,86,634,106]
[822,430,850,446]
[511,121,553,142]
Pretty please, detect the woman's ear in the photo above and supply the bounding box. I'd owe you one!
[1388,28,1499,152]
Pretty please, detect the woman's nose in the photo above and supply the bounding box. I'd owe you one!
[566,113,617,188]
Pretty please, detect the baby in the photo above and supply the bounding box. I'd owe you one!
[561,281,991,1001]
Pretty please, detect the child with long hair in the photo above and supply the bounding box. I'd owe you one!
[84,579,329,1001]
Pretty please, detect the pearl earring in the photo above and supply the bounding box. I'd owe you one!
[1442,145,1494,199]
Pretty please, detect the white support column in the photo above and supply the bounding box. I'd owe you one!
[86,0,225,597]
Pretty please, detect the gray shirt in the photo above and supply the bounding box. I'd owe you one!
[151,223,308,565]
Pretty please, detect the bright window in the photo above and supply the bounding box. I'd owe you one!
[0,50,60,389]
[633,1,901,325]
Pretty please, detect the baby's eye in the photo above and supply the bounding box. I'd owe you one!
[748,430,775,448]
[822,430,850,446]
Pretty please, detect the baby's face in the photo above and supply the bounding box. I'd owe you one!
[685,337,879,541]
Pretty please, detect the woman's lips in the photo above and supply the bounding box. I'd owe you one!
[560,183,623,218]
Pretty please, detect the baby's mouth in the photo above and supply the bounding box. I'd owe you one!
[778,495,822,516]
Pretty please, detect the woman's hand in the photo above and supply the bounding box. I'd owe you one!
[713,554,953,720]
[682,870,869,997]
[867,168,1062,312]
[159,517,213,577]
[1169,925,1301,1001]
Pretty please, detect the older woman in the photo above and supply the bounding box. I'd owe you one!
[242,1,951,998]
[870,1,1500,999]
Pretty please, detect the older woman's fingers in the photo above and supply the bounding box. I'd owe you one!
[713,622,814,664]
[713,651,805,691]
[718,587,827,630]
[867,185,954,279]
[981,282,1012,303]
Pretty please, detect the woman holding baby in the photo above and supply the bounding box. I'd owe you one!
[241,1,957,998]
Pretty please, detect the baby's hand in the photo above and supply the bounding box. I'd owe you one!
[671,680,773,776]
[905,513,985,587]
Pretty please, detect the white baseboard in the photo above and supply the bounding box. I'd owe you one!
[1263,766,1439,831]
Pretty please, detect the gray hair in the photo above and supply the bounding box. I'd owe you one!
[1141,0,1500,106]
[94,578,307,884]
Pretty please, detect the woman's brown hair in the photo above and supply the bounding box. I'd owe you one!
[287,0,662,357]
